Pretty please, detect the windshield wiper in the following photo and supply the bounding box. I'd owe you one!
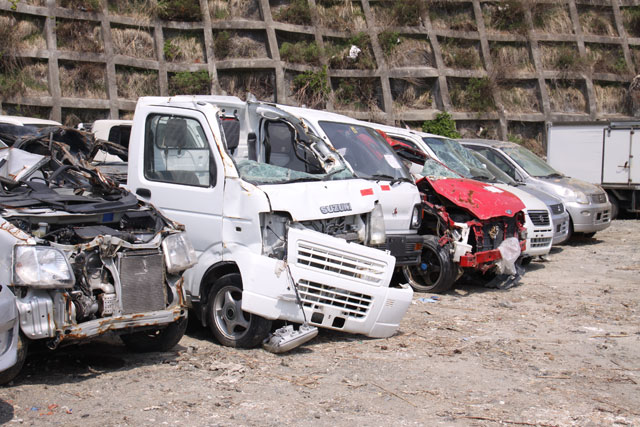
[285,176,322,184]
[541,173,564,178]
[322,166,347,181]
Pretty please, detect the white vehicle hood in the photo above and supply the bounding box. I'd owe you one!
[259,179,378,221]
[493,184,547,212]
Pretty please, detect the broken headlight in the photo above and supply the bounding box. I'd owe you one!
[368,204,386,245]
[410,204,422,229]
[13,246,75,288]
[162,232,198,274]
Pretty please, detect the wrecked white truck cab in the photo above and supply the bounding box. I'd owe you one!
[126,96,413,349]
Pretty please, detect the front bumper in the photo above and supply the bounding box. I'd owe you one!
[551,211,570,245]
[566,201,612,233]
[459,240,527,269]
[373,233,423,266]
[240,227,412,338]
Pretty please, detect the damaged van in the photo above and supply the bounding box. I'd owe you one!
[0,129,197,385]
[125,96,412,351]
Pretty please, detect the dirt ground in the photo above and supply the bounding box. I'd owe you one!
[1,220,639,426]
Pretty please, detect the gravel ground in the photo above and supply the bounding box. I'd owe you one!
[1,220,639,426]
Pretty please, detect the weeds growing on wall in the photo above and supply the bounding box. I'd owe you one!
[450,78,495,112]
[334,78,380,111]
[169,70,210,95]
[326,33,376,70]
[422,112,460,138]
[292,66,329,108]
[379,31,400,57]
[157,0,202,21]
[274,0,312,25]
[280,40,320,65]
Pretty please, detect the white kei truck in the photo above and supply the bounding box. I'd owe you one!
[547,121,640,219]
[125,96,413,351]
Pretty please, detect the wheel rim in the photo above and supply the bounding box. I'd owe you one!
[404,245,444,289]
[213,285,252,341]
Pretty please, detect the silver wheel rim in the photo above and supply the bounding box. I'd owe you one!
[213,285,251,341]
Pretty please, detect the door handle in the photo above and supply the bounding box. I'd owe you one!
[136,188,151,198]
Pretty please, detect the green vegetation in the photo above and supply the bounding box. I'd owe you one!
[507,134,524,144]
[292,66,330,108]
[213,31,231,59]
[334,77,379,110]
[274,0,312,25]
[280,40,320,64]
[465,78,495,111]
[163,39,180,61]
[441,39,482,70]
[378,31,400,57]
[157,0,202,21]
[390,0,425,26]
[554,46,588,72]
[326,32,376,70]
[422,112,460,138]
[485,0,527,34]
[59,0,101,11]
[169,70,210,95]
[623,7,640,37]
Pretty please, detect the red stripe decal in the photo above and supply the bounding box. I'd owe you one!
[360,188,374,196]
[380,185,391,191]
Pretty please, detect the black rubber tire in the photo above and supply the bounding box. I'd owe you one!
[206,273,272,348]
[609,193,619,220]
[0,332,28,386]
[402,235,457,293]
[520,256,533,266]
[121,315,188,353]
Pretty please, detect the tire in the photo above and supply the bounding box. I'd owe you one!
[206,273,272,348]
[520,256,533,266]
[121,315,188,353]
[402,235,457,293]
[609,193,619,220]
[0,332,28,386]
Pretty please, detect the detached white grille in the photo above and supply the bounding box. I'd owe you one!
[296,241,387,285]
[298,279,372,319]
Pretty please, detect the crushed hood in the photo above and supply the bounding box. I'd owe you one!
[423,177,525,220]
[259,179,378,221]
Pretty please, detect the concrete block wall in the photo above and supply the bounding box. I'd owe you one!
[0,0,638,148]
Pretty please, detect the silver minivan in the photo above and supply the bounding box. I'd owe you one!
[461,139,611,238]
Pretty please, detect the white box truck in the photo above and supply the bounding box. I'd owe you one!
[547,121,640,218]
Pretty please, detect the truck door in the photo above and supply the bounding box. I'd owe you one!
[130,106,224,255]
[603,127,634,185]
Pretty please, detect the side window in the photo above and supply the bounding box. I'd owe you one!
[392,136,422,153]
[474,147,516,180]
[144,114,215,187]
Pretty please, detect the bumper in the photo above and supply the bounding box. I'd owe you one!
[552,212,570,245]
[0,289,18,373]
[240,227,412,338]
[566,201,612,233]
[459,240,527,269]
[373,233,423,266]
[525,227,553,257]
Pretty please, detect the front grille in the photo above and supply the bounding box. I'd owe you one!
[473,216,520,251]
[550,203,564,214]
[528,210,550,226]
[296,242,387,285]
[298,279,372,319]
[119,251,166,315]
[590,193,607,204]
[531,237,552,248]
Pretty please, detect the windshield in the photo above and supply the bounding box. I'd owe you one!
[420,158,462,179]
[220,116,354,185]
[502,145,560,177]
[422,137,492,180]
[319,121,411,182]
[469,151,517,185]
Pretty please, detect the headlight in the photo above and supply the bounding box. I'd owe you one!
[575,190,589,204]
[13,246,75,288]
[410,204,422,229]
[368,203,386,245]
[162,232,197,274]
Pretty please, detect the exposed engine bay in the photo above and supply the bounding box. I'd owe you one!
[0,125,193,347]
